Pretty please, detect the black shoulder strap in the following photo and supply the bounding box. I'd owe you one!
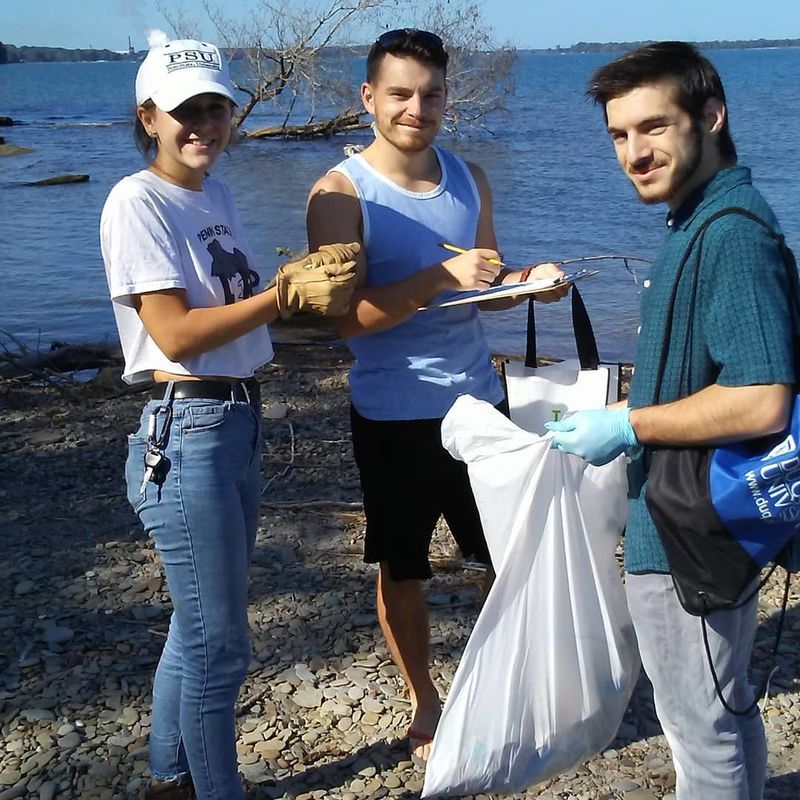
[652,206,794,404]
[525,285,600,370]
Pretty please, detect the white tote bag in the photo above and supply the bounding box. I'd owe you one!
[505,358,617,433]
[504,287,620,433]
[422,396,640,798]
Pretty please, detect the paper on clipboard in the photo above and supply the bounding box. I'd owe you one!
[420,269,599,310]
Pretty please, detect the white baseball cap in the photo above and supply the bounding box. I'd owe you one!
[135,39,237,111]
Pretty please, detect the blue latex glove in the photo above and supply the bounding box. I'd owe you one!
[544,407,639,466]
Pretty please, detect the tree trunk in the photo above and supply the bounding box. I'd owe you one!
[234,95,260,129]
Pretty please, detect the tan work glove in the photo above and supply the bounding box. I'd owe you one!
[274,242,360,319]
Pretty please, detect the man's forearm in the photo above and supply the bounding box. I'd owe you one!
[333,263,450,338]
[629,383,792,447]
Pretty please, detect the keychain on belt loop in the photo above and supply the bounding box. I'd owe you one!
[140,381,175,493]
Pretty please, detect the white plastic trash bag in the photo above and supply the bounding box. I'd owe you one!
[422,395,640,798]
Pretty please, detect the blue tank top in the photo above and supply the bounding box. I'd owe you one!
[331,146,504,420]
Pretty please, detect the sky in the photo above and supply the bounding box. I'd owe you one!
[2,0,800,51]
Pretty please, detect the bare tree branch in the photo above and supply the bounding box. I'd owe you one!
[408,1,516,133]
[156,0,202,39]
[155,1,516,138]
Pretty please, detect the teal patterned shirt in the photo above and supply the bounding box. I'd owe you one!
[625,166,799,574]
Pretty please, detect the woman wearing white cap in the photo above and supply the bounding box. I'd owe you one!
[100,38,359,800]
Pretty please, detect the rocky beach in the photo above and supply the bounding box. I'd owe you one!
[1,335,799,800]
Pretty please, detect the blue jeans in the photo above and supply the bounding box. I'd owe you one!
[625,572,766,800]
[126,396,261,800]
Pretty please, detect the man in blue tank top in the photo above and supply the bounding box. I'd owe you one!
[548,42,797,799]
[307,28,566,763]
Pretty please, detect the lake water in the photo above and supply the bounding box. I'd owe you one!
[2,49,799,362]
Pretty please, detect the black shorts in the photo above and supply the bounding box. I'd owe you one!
[350,403,494,581]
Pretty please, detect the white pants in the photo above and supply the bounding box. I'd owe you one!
[625,572,766,800]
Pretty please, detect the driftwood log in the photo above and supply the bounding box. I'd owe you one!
[0,341,122,378]
[0,143,33,157]
[246,112,370,140]
[25,174,90,186]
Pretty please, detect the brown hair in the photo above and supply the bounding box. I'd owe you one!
[587,41,737,163]
[134,100,157,160]
[366,29,448,83]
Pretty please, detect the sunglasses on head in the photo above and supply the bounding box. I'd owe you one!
[375,28,444,51]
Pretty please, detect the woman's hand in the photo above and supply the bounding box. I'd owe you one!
[275,242,361,318]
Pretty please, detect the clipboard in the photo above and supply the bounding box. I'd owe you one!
[420,268,599,310]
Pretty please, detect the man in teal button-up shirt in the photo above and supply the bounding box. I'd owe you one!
[549,42,798,800]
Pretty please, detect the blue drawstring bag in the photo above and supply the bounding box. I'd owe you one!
[645,208,800,617]
[712,405,800,570]
[648,399,800,615]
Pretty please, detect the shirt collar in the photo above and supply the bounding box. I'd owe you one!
[665,165,752,230]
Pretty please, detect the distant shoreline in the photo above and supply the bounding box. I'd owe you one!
[538,38,800,54]
[2,37,800,64]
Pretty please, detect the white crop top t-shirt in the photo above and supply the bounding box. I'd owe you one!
[100,170,273,384]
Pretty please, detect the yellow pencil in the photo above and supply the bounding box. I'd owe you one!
[438,242,505,267]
